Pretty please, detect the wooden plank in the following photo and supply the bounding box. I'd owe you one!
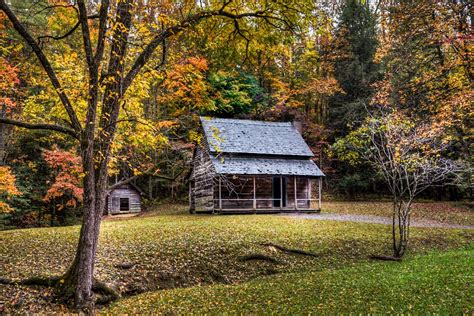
[318,177,322,210]
[294,176,297,210]
[218,177,222,210]
[253,176,256,210]
[280,176,282,210]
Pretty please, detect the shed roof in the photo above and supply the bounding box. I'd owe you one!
[200,117,314,157]
[109,182,145,196]
[210,155,325,177]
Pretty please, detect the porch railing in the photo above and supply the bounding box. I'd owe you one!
[213,198,321,211]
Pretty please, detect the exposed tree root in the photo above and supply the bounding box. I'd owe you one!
[93,279,121,305]
[114,262,135,270]
[239,254,280,264]
[0,275,61,286]
[261,243,319,258]
[0,275,120,305]
[370,255,403,262]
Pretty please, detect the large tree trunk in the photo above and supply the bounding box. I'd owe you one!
[60,1,133,310]
[61,142,110,310]
[62,181,109,310]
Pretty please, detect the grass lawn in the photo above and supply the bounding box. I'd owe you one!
[0,202,472,313]
[106,248,474,314]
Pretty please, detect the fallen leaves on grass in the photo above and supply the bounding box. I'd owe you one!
[1,202,473,313]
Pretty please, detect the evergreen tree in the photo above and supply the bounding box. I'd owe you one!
[328,0,379,136]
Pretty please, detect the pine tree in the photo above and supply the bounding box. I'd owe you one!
[328,0,379,136]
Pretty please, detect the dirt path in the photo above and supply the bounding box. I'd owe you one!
[282,213,474,229]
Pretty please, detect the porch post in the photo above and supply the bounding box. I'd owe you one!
[188,181,192,211]
[253,176,256,210]
[308,178,311,209]
[318,177,322,210]
[280,176,283,210]
[218,177,222,210]
[294,176,298,210]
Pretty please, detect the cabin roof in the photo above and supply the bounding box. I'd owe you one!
[210,155,325,177]
[200,117,314,157]
[109,182,145,195]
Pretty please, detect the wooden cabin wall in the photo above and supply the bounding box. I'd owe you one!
[191,147,215,212]
[215,176,255,209]
[286,177,310,208]
[255,177,273,209]
[214,176,311,210]
[107,185,141,214]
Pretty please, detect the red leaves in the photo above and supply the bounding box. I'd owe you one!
[0,57,20,113]
[43,147,83,208]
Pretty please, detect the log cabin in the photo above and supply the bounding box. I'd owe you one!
[106,183,142,215]
[190,117,325,213]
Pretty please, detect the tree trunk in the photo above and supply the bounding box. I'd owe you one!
[60,140,110,310]
[62,183,108,310]
[392,199,411,258]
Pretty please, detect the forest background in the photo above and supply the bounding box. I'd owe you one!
[0,0,471,229]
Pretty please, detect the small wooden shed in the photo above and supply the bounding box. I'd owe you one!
[190,117,325,213]
[106,183,142,215]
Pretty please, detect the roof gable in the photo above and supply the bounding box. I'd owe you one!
[200,117,314,157]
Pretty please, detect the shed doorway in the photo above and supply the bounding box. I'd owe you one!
[272,177,287,207]
[120,198,130,211]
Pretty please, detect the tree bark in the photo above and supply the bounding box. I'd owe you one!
[392,198,411,258]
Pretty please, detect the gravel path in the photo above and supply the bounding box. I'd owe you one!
[282,213,474,229]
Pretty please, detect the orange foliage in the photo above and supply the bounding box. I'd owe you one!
[0,57,20,113]
[0,166,20,213]
[156,56,213,112]
[43,147,83,209]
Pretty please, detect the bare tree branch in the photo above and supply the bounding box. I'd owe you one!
[77,0,93,68]
[93,0,109,66]
[0,117,79,139]
[108,168,184,191]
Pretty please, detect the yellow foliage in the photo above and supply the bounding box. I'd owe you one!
[0,166,20,213]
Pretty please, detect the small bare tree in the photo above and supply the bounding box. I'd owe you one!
[333,109,465,258]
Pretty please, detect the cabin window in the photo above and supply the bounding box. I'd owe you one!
[120,198,130,211]
[272,177,287,207]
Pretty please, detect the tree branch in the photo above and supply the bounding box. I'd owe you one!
[37,21,81,42]
[0,118,79,139]
[77,0,94,68]
[108,169,183,192]
[123,6,293,92]
[0,0,82,132]
[93,0,109,66]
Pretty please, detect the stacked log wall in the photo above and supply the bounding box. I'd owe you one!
[191,147,215,212]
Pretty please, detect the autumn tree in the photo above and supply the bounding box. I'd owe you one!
[375,0,472,160]
[0,165,20,212]
[43,147,83,225]
[0,0,314,310]
[333,109,465,258]
[0,56,21,163]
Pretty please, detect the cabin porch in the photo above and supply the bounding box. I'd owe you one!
[213,175,322,213]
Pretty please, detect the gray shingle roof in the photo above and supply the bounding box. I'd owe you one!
[210,155,325,177]
[200,117,314,157]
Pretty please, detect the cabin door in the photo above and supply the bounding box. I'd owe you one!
[272,177,287,207]
[120,198,130,211]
